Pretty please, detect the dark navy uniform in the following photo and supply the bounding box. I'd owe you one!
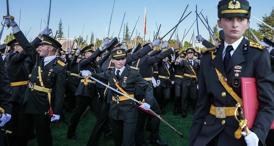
[0,55,12,146]
[177,49,200,117]
[156,56,173,111]
[133,47,172,146]
[13,32,66,146]
[93,47,148,146]
[189,38,274,146]
[67,45,102,139]
[4,39,33,146]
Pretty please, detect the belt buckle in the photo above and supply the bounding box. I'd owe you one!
[216,107,226,118]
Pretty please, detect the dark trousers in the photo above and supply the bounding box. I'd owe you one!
[155,86,170,111]
[0,132,6,146]
[5,102,25,146]
[17,113,52,146]
[135,111,161,145]
[110,117,137,146]
[68,95,99,137]
[181,80,197,113]
[86,102,110,146]
[266,130,274,146]
[174,80,183,113]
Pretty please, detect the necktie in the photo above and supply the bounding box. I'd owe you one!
[223,45,233,72]
[116,70,120,79]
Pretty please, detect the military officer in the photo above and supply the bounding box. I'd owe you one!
[177,48,200,117]
[0,54,12,146]
[189,0,274,146]
[132,42,173,146]
[4,16,66,145]
[92,47,150,146]
[67,44,107,139]
[4,38,33,146]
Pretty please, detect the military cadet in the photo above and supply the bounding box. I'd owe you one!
[67,44,106,139]
[132,41,173,146]
[173,52,185,115]
[92,46,150,146]
[263,37,274,146]
[4,38,33,146]
[177,48,199,117]
[0,53,12,146]
[64,48,81,112]
[189,0,274,146]
[4,16,67,146]
[154,41,173,113]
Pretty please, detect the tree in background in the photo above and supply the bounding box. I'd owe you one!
[258,9,274,41]
[90,32,94,44]
[56,19,64,39]
[74,36,87,48]
[4,33,15,44]
[123,23,130,42]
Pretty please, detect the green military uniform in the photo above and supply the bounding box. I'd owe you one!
[189,1,274,146]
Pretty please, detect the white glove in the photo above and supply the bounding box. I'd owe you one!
[152,39,161,47]
[151,77,158,88]
[171,81,175,85]
[80,70,92,77]
[99,38,111,51]
[0,114,11,127]
[139,103,151,110]
[39,27,52,36]
[196,34,205,42]
[242,131,259,146]
[161,41,169,49]
[156,80,161,86]
[50,114,60,122]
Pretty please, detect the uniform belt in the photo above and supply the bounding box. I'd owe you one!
[81,78,95,86]
[112,94,134,102]
[209,105,237,118]
[29,84,52,93]
[175,75,184,79]
[158,75,169,80]
[10,81,28,87]
[144,77,153,81]
[183,73,197,79]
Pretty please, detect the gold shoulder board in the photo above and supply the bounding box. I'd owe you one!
[57,60,65,67]
[250,41,264,50]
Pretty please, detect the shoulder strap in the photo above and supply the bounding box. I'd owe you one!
[214,68,242,105]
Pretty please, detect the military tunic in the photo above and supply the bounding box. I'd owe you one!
[189,38,274,146]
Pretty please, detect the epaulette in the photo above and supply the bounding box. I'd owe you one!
[57,60,65,67]
[250,41,264,50]
[201,47,216,54]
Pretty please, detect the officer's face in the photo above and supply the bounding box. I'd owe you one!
[14,45,23,53]
[37,44,51,57]
[187,52,194,59]
[218,17,249,43]
[84,52,92,59]
[112,58,126,69]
